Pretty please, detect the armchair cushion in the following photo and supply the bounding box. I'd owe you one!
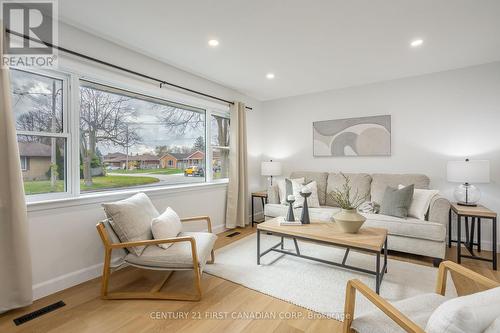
[425,286,500,333]
[151,207,182,249]
[124,231,217,270]
[351,293,448,333]
[102,193,159,256]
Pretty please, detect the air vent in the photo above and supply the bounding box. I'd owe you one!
[226,232,241,238]
[13,301,66,326]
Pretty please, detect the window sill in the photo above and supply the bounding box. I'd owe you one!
[26,179,229,212]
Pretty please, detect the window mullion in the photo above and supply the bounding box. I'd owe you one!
[206,109,213,183]
[69,74,81,197]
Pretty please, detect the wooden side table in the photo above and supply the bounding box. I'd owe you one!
[251,191,268,227]
[449,203,497,270]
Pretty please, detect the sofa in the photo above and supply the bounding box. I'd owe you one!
[265,172,450,264]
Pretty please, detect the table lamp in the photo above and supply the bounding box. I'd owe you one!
[261,160,282,186]
[447,159,490,206]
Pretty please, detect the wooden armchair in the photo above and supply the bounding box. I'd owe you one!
[343,261,500,333]
[96,216,216,302]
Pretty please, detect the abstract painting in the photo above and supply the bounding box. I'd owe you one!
[313,115,391,156]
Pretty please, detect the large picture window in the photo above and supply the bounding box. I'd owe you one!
[11,67,228,201]
[79,81,206,192]
[10,69,68,196]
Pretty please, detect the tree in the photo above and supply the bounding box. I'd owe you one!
[79,87,141,186]
[155,145,169,157]
[193,136,205,152]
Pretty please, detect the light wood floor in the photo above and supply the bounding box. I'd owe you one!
[1,227,499,333]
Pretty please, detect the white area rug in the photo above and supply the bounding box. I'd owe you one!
[205,233,456,319]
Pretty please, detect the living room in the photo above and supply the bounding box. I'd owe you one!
[1,1,499,332]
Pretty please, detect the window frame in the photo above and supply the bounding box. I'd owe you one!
[210,113,231,180]
[11,67,72,201]
[13,64,230,204]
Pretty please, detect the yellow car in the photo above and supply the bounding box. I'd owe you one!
[184,166,205,177]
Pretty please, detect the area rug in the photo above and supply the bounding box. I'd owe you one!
[204,233,456,319]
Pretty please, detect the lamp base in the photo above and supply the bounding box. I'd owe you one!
[457,202,478,207]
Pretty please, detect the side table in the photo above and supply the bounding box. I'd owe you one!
[449,203,497,270]
[251,191,268,227]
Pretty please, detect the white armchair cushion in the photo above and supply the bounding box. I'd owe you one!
[124,232,217,270]
[102,193,159,256]
[425,286,500,333]
[398,185,439,220]
[351,293,448,333]
[151,207,183,249]
[484,316,500,333]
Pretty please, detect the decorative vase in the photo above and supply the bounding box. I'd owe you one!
[334,209,366,233]
[300,191,311,224]
[286,198,295,221]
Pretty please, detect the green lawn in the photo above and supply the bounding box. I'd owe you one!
[108,168,183,175]
[24,175,160,195]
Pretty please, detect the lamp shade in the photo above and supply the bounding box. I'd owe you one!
[447,159,490,183]
[261,161,282,176]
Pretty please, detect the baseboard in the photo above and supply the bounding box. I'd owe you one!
[32,261,110,300]
[33,223,228,301]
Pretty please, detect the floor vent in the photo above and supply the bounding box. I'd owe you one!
[226,232,241,238]
[13,301,66,326]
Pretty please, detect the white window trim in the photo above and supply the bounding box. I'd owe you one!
[15,59,231,205]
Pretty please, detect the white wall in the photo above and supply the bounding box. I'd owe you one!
[28,22,264,299]
[260,62,500,251]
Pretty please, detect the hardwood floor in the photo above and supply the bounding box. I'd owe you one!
[1,227,499,333]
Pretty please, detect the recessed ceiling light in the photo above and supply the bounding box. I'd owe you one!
[410,39,424,47]
[208,39,219,47]
[266,73,275,79]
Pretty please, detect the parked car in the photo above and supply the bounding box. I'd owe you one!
[184,166,204,177]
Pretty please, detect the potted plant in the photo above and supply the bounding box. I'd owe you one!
[329,173,369,233]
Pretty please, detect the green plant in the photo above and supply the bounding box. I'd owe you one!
[328,173,369,210]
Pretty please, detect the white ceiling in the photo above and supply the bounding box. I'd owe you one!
[59,0,500,101]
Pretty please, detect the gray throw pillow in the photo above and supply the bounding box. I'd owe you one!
[380,185,415,218]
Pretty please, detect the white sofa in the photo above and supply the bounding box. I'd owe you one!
[265,172,450,265]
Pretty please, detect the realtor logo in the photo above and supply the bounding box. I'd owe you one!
[1,0,58,67]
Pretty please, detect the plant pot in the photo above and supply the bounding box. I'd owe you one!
[334,209,366,233]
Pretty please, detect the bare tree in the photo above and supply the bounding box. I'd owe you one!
[80,87,141,186]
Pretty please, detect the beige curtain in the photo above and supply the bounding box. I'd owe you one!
[225,102,248,228]
[0,65,33,312]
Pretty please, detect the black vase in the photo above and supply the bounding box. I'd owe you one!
[286,199,295,221]
[300,192,311,224]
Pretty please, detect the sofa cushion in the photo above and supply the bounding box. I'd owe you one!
[290,172,329,205]
[326,173,372,207]
[102,193,158,256]
[264,204,339,222]
[371,174,430,205]
[292,180,320,208]
[352,293,448,333]
[380,184,415,218]
[425,286,500,333]
[362,213,446,242]
[124,231,217,270]
[277,177,304,204]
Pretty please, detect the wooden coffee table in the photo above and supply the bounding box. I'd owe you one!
[257,218,388,293]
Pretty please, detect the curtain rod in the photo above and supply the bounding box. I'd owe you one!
[4,28,253,110]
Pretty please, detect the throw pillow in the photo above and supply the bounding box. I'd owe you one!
[398,184,439,220]
[102,192,159,256]
[151,207,183,249]
[379,185,414,218]
[425,286,500,333]
[292,180,320,208]
[277,177,304,204]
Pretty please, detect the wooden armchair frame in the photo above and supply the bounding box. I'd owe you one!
[96,216,215,302]
[343,260,500,333]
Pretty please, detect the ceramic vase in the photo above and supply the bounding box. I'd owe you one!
[334,209,366,233]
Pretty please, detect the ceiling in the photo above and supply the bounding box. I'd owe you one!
[59,0,500,101]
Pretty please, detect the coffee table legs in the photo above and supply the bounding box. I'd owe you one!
[257,232,388,294]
